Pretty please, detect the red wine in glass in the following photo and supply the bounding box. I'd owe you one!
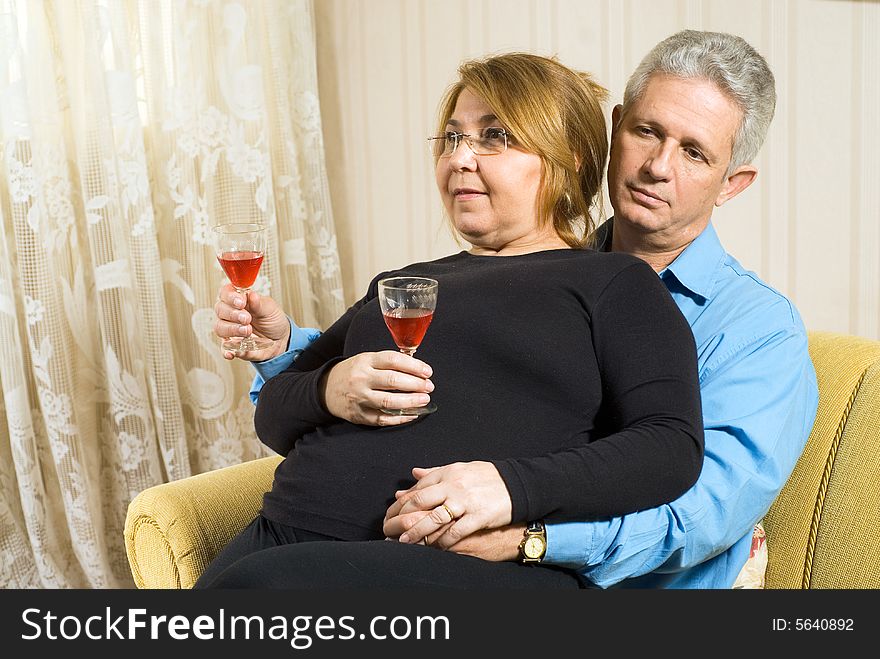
[382,308,434,355]
[217,251,264,290]
[212,223,274,355]
[378,277,438,416]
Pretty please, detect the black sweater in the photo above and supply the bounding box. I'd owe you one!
[256,249,703,540]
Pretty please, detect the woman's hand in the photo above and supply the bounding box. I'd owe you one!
[382,462,513,548]
[321,351,434,426]
[213,284,290,362]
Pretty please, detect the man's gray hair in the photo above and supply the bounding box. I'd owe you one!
[623,30,776,173]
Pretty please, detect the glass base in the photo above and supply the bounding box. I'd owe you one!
[379,401,438,417]
[221,335,275,356]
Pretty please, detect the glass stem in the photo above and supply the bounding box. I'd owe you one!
[236,287,253,353]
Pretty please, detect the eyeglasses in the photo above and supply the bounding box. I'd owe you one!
[427,127,511,158]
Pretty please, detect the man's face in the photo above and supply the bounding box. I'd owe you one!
[608,74,748,247]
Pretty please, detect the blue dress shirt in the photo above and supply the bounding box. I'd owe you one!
[250,325,322,405]
[548,221,819,588]
[247,221,819,588]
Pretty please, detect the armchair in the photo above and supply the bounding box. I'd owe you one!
[124,331,880,589]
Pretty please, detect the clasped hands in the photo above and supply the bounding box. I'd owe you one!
[330,352,522,558]
[327,355,525,559]
[383,463,523,561]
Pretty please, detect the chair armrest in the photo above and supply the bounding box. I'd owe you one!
[123,455,282,589]
[764,331,880,587]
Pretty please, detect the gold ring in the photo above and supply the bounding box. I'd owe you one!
[441,503,456,522]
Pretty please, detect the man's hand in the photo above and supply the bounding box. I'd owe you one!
[213,284,290,362]
[441,525,525,562]
[321,351,434,426]
[383,462,513,547]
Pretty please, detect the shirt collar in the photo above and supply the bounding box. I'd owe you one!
[660,222,725,302]
[592,219,614,252]
[594,218,725,302]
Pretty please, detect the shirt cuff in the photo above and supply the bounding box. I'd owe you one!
[544,520,598,570]
[248,318,321,404]
[490,459,529,522]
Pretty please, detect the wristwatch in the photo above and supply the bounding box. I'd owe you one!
[518,521,547,564]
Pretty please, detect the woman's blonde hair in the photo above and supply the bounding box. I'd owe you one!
[436,53,608,248]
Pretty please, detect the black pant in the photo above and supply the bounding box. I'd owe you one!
[194,514,582,590]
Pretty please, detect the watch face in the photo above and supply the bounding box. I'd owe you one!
[524,536,545,559]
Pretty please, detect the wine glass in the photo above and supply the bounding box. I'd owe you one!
[213,223,274,355]
[378,276,438,416]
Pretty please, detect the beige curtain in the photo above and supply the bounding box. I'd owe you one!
[0,0,344,587]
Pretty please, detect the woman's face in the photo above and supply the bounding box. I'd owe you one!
[435,88,550,253]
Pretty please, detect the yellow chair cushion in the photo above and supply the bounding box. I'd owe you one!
[124,456,282,588]
[764,332,880,588]
[124,332,880,589]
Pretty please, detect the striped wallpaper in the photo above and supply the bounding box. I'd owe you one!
[314,0,880,339]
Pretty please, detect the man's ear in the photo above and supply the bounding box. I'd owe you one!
[610,104,624,141]
[715,164,758,207]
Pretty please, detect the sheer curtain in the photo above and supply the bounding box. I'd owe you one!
[0,0,343,587]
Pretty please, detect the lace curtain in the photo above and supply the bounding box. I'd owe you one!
[0,0,344,587]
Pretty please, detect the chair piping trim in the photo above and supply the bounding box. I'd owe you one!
[803,367,868,588]
[127,516,182,589]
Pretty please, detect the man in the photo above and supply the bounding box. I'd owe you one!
[213,30,818,588]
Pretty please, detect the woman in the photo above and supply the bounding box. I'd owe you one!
[196,53,703,589]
